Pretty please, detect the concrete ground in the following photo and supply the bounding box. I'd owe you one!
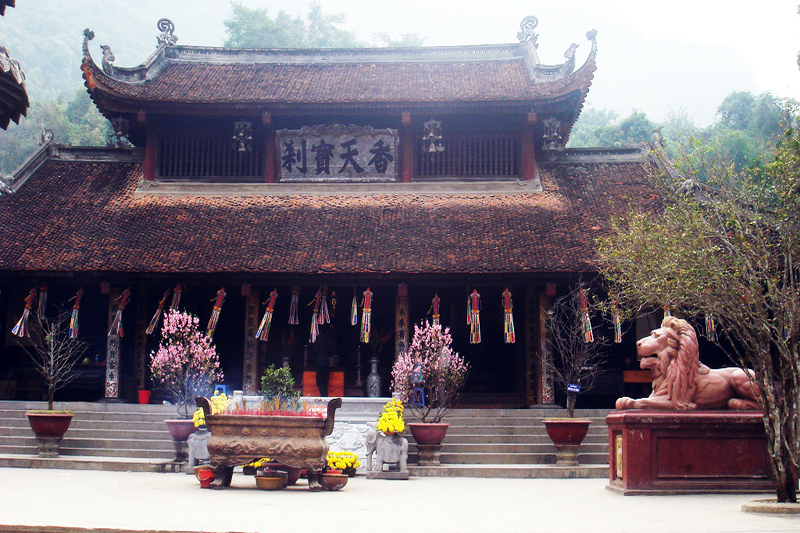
[0,468,797,533]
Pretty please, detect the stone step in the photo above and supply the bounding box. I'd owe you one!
[408,464,609,478]
[433,442,608,454]
[427,451,608,465]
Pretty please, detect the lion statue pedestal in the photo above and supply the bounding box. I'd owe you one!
[608,317,770,494]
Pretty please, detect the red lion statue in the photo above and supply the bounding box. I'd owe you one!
[616,316,761,411]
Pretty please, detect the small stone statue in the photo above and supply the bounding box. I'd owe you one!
[365,428,408,479]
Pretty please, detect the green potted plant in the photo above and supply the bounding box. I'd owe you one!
[18,306,88,457]
[260,364,301,405]
[391,321,469,447]
[543,282,608,465]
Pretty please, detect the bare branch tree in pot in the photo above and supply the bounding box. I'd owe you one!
[543,282,608,466]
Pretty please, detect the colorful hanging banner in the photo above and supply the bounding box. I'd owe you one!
[664,306,671,318]
[430,293,441,326]
[12,288,37,338]
[256,288,279,342]
[502,288,515,344]
[37,283,48,318]
[467,289,481,344]
[146,288,171,335]
[69,287,83,339]
[350,287,358,326]
[309,288,321,343]
[206,287,226,338]
[579,288,594,343]
[289,285,300,325]
[318,285,330,325]
[170,284,182,309]
[361,288,373,343]
[705,313,717,342]
[108,287,131,338]
[612,299,622,343]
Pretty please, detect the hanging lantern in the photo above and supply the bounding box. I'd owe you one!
[146,288,171,335]
[170,284,183,309]
[37,283,48,318]
[467,289,481,344]
[69,288,83,339]
[705,313,717,342]
[350,287,358,326]
[108,287,131,338]
[502,288,515,344]
[579,288,594,343]
[612,298,622,344]
[430,293,441,326]
[288,286,300,325]
[12,288,37,338]
[206,287,226,338]
[361,288,373,343]
[256,288,279,342]
[318,285,330,325]
[309,288,321,343]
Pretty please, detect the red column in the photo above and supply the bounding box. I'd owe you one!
[263,113,276,183]
[400,112,413,183]
[520,112,537,181]
[141,116,157,181]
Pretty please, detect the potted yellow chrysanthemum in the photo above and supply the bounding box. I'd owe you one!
[327,450,361,477]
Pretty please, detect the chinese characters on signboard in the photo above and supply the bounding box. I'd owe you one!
[277,125,398,181]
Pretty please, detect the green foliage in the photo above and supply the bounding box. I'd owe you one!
[223,1,363,48]
[259,364,300,402]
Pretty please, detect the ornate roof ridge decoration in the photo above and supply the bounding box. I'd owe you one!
[0,1,16,17]
[0,45,29,129]
[82,15,595,83]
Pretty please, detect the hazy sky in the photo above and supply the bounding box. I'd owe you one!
[7,0,800,126]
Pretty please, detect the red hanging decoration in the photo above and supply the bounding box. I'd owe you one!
[146,288,171,335]
[705,313,717,342]
[430,293,441,326]
[361,288,373,343]
[37,283,48,318]
[206,287,226,338]
[350,287,358,326]
[467,289,481,344]
[12,288,37,338]
[502,288,515,344]
[309,288,321,343]
[256,288,279,342]
[170,284,182,309]
[579,288,594,343]
[108,288,131,338]
[289,285,300,325]
[69,288,84,339]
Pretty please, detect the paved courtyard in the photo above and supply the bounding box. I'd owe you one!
[0,467,797,533]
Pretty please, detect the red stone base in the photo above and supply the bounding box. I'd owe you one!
[606,410,774,495]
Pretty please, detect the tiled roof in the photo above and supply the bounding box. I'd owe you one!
[0,149,656,276]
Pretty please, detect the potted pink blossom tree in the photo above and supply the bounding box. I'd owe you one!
[391,321,469,450]
[150,310,224,463]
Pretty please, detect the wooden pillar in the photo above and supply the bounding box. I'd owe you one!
[263,113,276,183]
[399,112,413,183]
[140,113,157,181]
[395,284,409,358]
[520,112,537,181]
[525,286,554,405]
[134,285,148,391]
[243,288,260,394]
[104,287,122,400]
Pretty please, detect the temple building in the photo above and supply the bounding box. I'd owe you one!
[0,17,656,407]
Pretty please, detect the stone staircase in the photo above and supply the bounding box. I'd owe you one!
[406,408,610,478]
[0,400,610,478]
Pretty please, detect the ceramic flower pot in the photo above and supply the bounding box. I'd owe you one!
[543,418,591,466]
[26,411,73,458]
[408,422,450,446]
[255,471,287,490]
[319,472,348,491]
[194,465,215,488]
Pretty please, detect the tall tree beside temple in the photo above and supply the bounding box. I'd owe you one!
[596,117,800,502]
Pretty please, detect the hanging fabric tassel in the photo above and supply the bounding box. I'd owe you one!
[350,287,358,326]
[37,283,48,318]
[502,288,515,344]
[361,288,373,343]
[206,287,226,338]
[318,285,330,325]
[705,313,717,342]
[330,290,337,317]
[467,289,481,344]
[146,288,171,335]
[289,285,300,325]
[309,288,321,343]
[664,306,671,318]
[256,288,279,341]
[430,293,441,326]
[69,288,83,339]
[12,288,37,338]
[579,288,594,343]
[170,284,183,309]
[612,298,622,343]
[108,288,131,338]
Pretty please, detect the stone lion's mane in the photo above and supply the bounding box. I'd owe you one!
[661,316,699,410]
